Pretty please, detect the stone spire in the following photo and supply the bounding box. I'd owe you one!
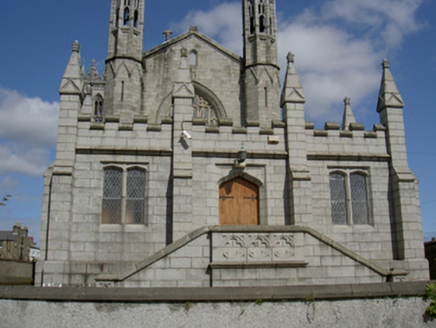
[377,59,404,112]
[280,52,305,107]
[59,41,83,94]
[342,97,356,130]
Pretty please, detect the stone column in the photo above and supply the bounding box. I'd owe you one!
[171,48,195,241]
[281,53,313,226]
[377,59,428,279]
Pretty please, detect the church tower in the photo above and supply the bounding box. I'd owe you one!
[104,0,145,117]
[243,0,281,127]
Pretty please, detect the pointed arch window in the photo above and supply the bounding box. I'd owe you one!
[189,50,198,66]
[259,15,266,33]
[94,95,104,122]
[123,7,130,26]
[116,8,120,28]
[102,166,147,225]
[329,170,370,225]
[248,0,255,34]
[134,10,139,28]
[259,0,266,33]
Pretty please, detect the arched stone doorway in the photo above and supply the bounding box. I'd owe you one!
[219,177,259,225]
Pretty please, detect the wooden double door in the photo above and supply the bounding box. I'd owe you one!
[219,177,259,225]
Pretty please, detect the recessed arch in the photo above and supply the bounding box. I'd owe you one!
[155,83,227,125]
[193,82,227,120]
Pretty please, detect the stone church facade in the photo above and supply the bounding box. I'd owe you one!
[36,0,429,287]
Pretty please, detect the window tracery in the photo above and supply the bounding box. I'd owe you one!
[192,95,217,125]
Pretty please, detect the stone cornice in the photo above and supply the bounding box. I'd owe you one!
[0,281,429,303]
[307,153,390,162]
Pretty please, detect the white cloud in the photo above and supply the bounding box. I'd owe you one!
[277,22,381,119]
[174,2,243,55]
[173,0,423,122]
[0,88,58,176]
[0,88,59,146]
[0,145,50,176]
[322,0,423,49]
[0,176,20,191]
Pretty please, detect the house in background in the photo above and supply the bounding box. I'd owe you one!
[0,224,37,285]
[0,224,36,262]
[36,0,428,287]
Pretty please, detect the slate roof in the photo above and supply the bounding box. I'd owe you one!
[0,231,17,242]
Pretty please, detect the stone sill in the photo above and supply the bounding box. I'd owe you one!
[210,261,308,269]
[0,281,430,303]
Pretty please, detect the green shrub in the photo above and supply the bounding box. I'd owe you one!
[425,283,436,317]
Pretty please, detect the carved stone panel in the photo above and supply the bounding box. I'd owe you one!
[214,233,298,263]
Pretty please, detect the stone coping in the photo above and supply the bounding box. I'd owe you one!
[209,261,309,269]
[0,281,430,303]
[143,30,240,63]
[96,226,407,282]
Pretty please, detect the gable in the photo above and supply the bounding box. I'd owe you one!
[144,31,241,65]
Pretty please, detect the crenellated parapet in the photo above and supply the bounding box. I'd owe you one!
[37,1,428,287]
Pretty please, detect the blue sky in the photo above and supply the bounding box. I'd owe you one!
[0,0,435,244]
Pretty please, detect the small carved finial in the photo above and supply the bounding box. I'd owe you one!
[342,96,356,130]
[88,59,99,80]
[181,47,188,57]
[382,58,390,69]
[72,40,80,52]
[163,30,173,41]
[287,52,295,64]
[189,26,199,32]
